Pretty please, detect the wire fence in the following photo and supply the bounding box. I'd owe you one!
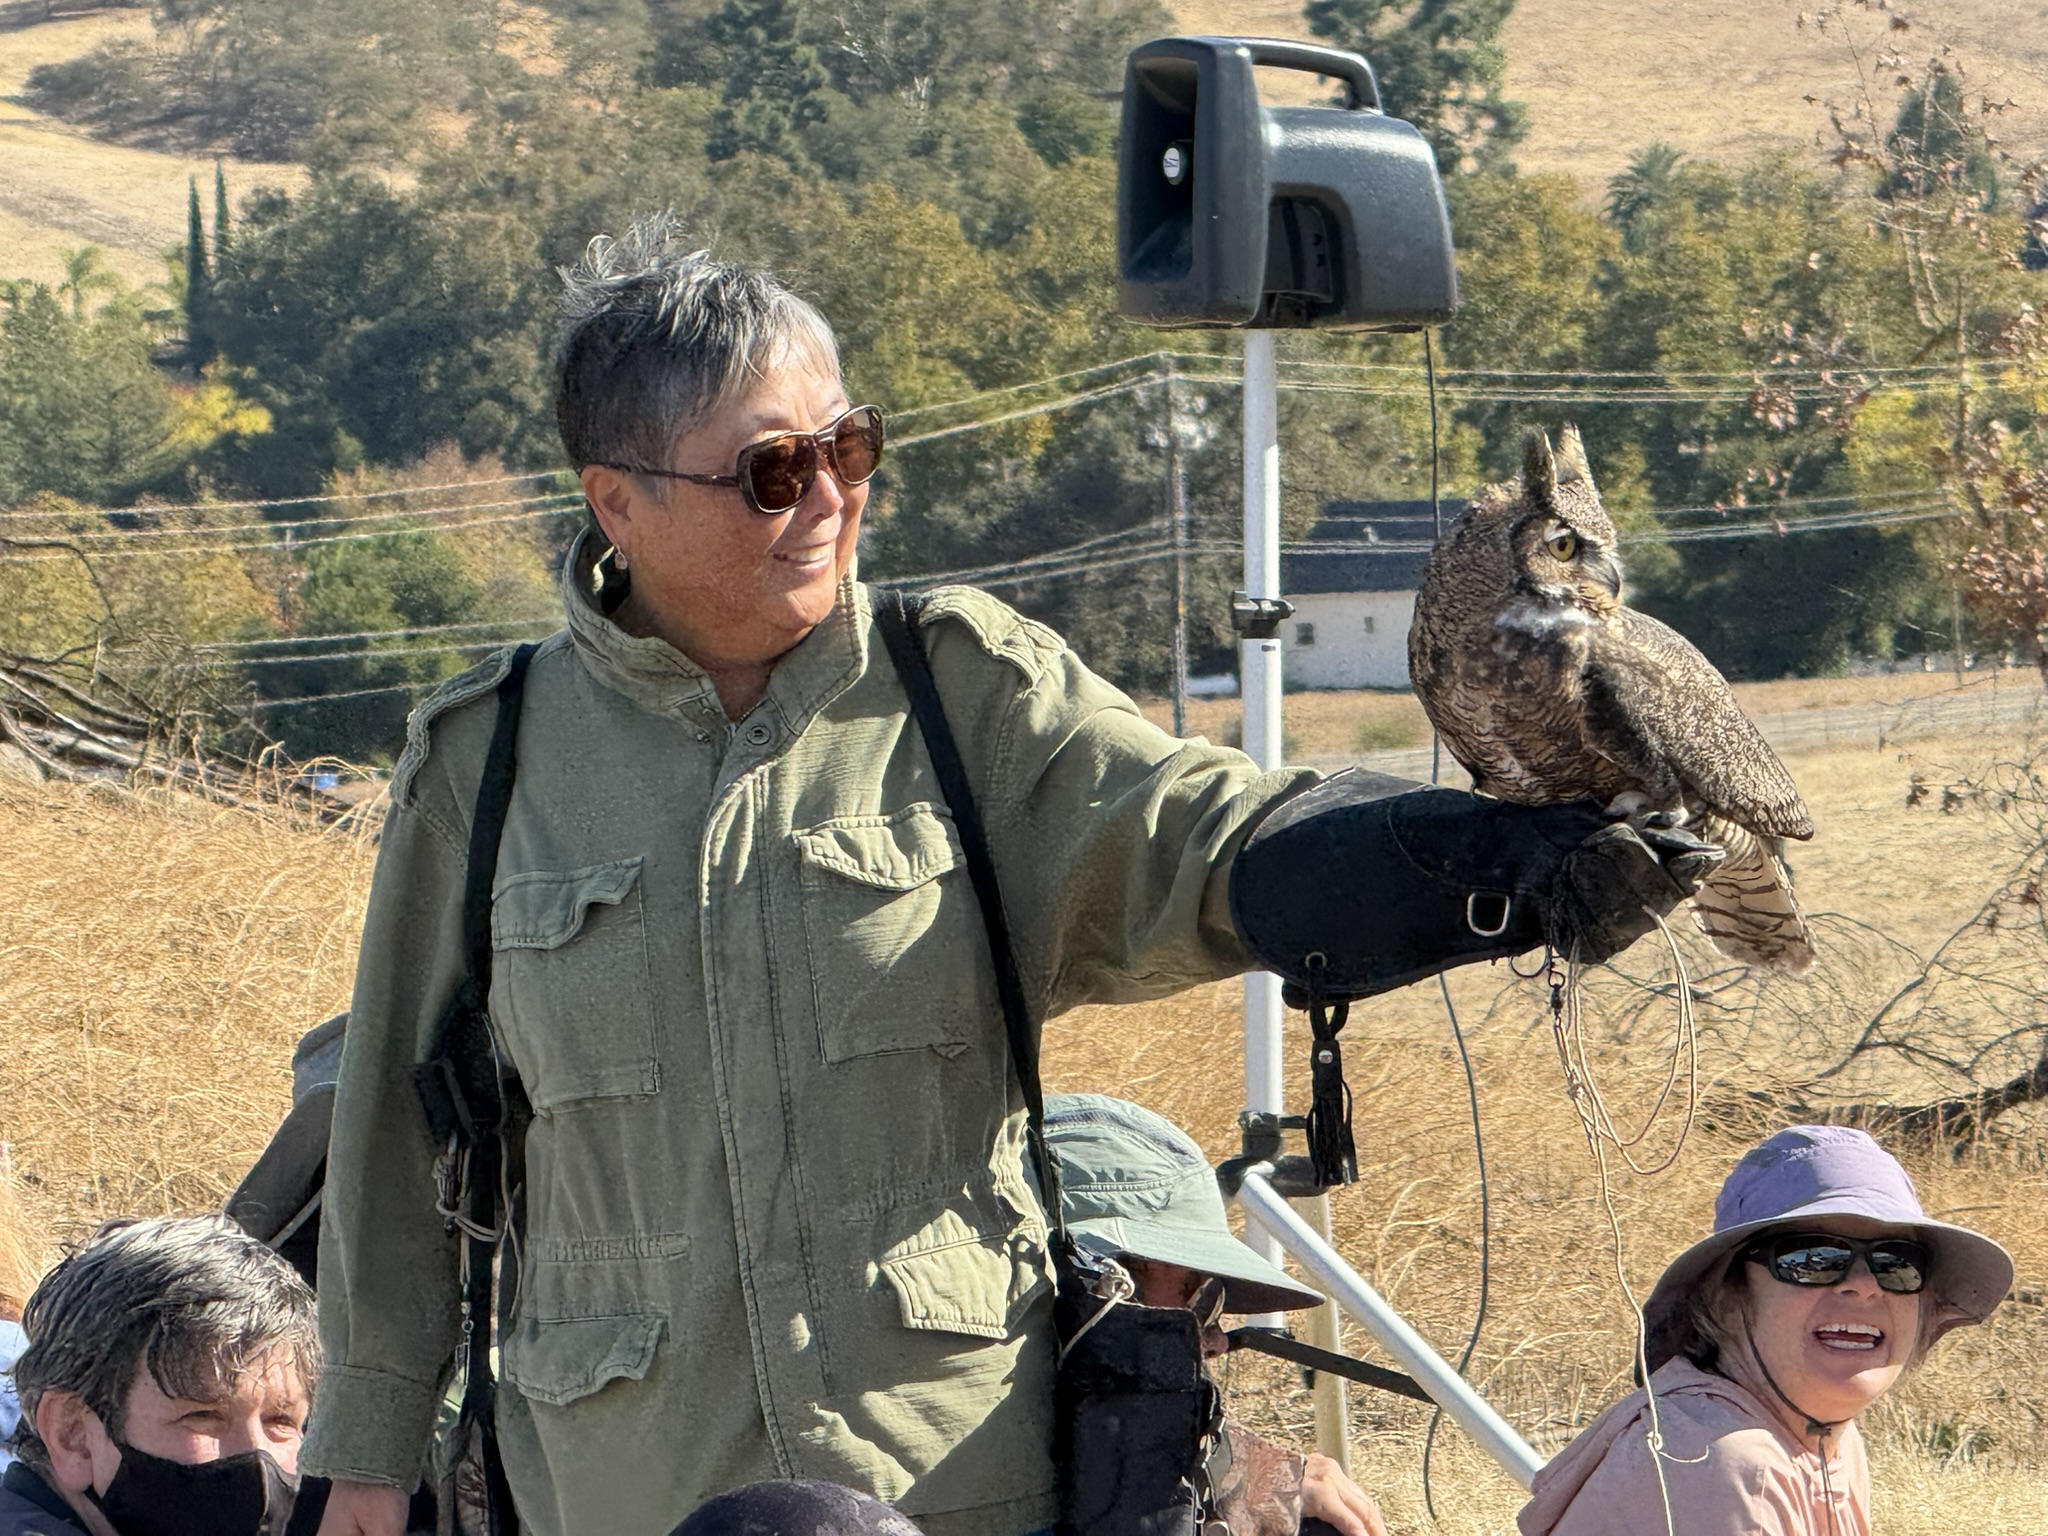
[1317,670,2048,778]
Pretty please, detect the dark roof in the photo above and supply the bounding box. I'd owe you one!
[1281,499,1458,596]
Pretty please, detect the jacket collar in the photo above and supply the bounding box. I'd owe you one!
[560,526,871,739]
[1,1462,85,1529]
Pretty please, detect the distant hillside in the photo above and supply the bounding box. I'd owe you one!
[0,3,301,290]
[2,0,2045,290]
[1171,0,2048,183]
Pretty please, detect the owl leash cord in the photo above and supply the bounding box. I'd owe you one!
[1418,327,1494,1520]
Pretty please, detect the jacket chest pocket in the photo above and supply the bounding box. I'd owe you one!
[491,857,659,1111]
[793,805,992,1064]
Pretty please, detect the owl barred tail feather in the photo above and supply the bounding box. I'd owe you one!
[1688,826,1815,975]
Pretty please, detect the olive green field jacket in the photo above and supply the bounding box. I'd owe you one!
[302,538,1310,1535]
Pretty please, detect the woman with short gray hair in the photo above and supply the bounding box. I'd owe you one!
[308,215,1710,1536]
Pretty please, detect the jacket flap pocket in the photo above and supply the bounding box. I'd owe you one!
[492,858,645,951]
[877,1206,1048,1341]
[500,1312,664,1408]
[795,805,960,892]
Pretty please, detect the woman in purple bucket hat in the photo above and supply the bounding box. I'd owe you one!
[1519,1125,2012,1536]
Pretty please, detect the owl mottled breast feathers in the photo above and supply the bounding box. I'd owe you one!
[1409,426,1816,973]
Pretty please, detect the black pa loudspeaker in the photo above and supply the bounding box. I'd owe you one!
[1117,36,1458,331]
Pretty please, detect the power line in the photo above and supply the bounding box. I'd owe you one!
[3,493,584,547]
[1646,503,1958,543]
[195,616,553,653]
[893,523,1166,587]
[0,502,584,564]
[1243,355,1966,385]
[885,356,1167,422]
[245,680,439,709]
[183,636,540,672]
[890,376,1156,449]
[0,470,571,524]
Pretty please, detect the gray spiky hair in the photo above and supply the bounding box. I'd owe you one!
[552,212,841,472]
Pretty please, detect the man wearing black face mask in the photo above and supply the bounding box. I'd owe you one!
[1,1215,322,1536]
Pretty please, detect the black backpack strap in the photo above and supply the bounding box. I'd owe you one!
[871,590,1064,1241]
[410,640,538,1536]
[415,641,539,1151]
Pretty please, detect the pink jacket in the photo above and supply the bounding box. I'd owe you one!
[1517,1360,1870,1536]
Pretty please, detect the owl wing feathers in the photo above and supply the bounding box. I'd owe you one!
[1581,609,1815,841]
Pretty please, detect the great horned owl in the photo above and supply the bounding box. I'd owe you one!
[1408,427,1815,973]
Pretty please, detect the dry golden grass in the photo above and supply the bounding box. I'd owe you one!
[0,776,376,1246]
[4,682,2046,1530]
[0,1155,49,1319]
[0,8,305,290]
[1171,0,2048,184]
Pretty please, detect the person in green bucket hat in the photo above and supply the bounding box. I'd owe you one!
[1044,1094,1388,1536]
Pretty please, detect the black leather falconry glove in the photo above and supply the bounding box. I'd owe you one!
[1229,770,1723,1004]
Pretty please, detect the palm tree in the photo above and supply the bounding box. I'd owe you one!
[57,246,119,320]
[1606,143,1685,249]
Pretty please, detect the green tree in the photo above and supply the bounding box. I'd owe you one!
[703,0,829,162]
[1304,0,1525,172]
[1882,70,2001,213]
[1605,142,1685,252]
[210,175,555,493]
[57,247,119,321]
[1436,171,1615,473]
[185,177,214,365]
[213,161,233,261]
[262,528,484,760]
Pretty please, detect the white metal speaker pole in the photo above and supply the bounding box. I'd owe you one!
[1237,1171,1546,1489]
[1238,329,1288,1333]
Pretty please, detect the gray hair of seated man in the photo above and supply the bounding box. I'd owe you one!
[666,1478,924,1536]
[8,1214,318,1467]
[553,211,842,475]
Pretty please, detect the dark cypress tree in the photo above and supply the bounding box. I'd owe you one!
[213,161,232,261]
[185,176,215,366]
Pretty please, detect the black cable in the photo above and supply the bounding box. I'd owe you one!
[1422,974,1491,1522]
[1418,327,1493,1523]
[1426,330,1444,788]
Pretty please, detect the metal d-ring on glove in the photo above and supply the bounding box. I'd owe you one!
[1227,770,1723,1185]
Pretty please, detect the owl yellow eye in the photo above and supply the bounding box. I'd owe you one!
[1547,529,1580,561]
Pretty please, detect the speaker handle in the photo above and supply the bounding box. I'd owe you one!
[1236,39,1381,112]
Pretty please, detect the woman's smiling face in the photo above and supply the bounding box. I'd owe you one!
[1737,1216,1925,1430]
[582,342,866,677]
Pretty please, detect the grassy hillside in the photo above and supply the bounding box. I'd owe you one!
[0,1,301,289]
[2,0,2044,287]
[1174,0,2048,182]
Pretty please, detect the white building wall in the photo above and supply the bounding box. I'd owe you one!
[1283,590,1417,690]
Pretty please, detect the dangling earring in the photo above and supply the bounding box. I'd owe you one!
[611,545,629,572]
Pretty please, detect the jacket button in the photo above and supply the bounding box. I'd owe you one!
[745,722,773,746]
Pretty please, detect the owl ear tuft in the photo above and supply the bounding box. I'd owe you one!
[1555,424,1595,488]
[1523,430,1558,506]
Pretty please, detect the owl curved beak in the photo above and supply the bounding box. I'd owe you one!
[1585,548,1623,599]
